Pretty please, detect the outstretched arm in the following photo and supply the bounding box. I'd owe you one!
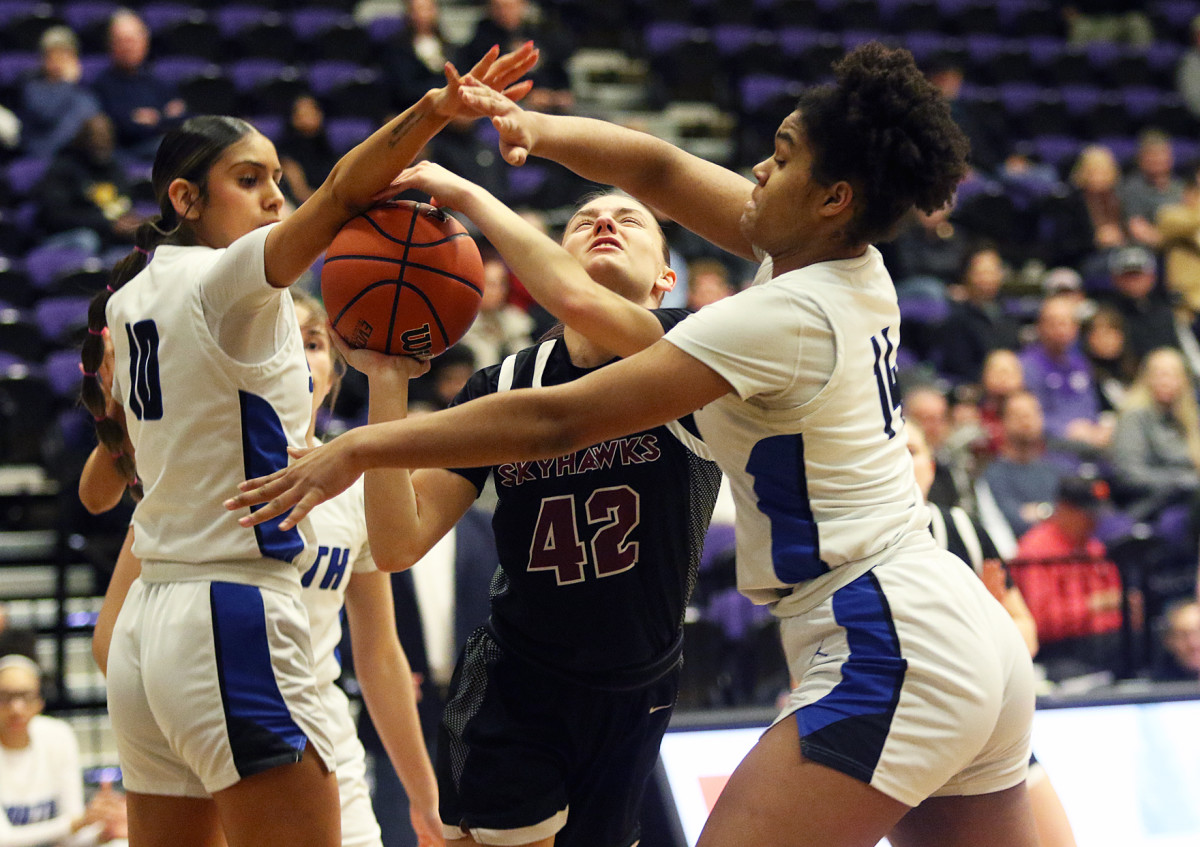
[458,82,758,261]
[391,161,667,357]
[226,339,733,528]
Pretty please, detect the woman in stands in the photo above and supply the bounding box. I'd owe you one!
[229,42,1040,847]
[76,45,535,847]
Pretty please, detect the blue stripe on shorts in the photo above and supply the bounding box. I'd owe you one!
[795,570,907,783]
[210,582,308,778]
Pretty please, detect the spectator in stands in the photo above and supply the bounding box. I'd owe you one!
[1061,144,1129,279]
[1020,293,1112,456]
[903,383,975,511]
[925,55,1006,176]
[1082,305,1139,413]
[889,203,970,301]
[458,245,534,367]
[1121,130,1185,250]
[1156,159,1200,316]
[685,257,736,310]
[91,8,186,162]
[380,0,454,114]
[18,26,101,158]
[277,93,338,205]
[977,348,1026,461]
[1062,0,1154,47]
[1013,474,1128,682]
[0,105,19,161]
[0,654,127,845]
[1097,245,1180,362]
[930,243,1023,385]
[976,390,1079,555]
[457,0,575,115]
[1153,598,1200,681]
[32,113,140,254]
[1110,347,1200,523]
[1177,15,1200,122]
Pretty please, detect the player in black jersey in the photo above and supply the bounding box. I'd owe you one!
[327,166,722,847]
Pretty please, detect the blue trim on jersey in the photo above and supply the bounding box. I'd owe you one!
[795,572,906,737]
[746,433,827,583]
[210,582,308,776]
[238,390,304,562]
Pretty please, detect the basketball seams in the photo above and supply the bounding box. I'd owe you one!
[323,199,483,357]
[321,255,484,296]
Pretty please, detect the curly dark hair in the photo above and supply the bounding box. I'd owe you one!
[796,42,970,245]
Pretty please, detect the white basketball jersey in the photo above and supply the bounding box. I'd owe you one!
[109,224,315,570]
[301,476,376,686]
[665,247,929,614]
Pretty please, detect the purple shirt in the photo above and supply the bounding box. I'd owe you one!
[1020,343,1100,439]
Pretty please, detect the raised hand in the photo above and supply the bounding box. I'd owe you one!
[458,82,537,166]
[432,42,538,121]
[389,160,482,212]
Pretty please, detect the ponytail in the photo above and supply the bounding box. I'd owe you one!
[79,216,177,501]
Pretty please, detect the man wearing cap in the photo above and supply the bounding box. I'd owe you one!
[1012,474,1128,682]
[17,25,101,157]
[1097,245,1180,362]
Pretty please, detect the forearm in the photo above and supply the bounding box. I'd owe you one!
[358,645,438,814]
[363,368,424,570]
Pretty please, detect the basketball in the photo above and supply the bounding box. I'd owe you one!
[321,200,484,359]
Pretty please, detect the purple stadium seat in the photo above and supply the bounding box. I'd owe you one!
[245,114,283,142]
[324,117,373,156]
[227,57,289,93]
[154,55,215,85]
[0,0,40,27]
[0,51,39,88]
[43,348,83,400]
[365,15,404,44]
[34,296,92,348]
[643,21,694,54]
[22,245,97,293]
[79,54,108,85]
[140,2,193,35]
[306,60,360,96]
[777,26,823,56]
[2,156,49,199]
[213,4,274,38]
[1032,136,1085,173]
[60,0,118,32]
[738,74,793,113]
[711,23,758,55]
[289,7,348,41]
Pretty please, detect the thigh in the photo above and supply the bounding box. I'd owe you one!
[213,744,341,847]
[438,634,569,845]
[695,719,909,847]
[556,676,678,847]
[889,784,1039,847]
[126,792,225,847]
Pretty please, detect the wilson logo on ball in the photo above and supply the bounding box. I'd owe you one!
[321,200,484,359]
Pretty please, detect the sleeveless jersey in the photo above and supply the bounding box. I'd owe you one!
[666,248,930,615]
[108,225,315,571]
[450,310,722,686]
[301,476,376,687]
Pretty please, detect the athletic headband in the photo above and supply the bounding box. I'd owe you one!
[0,654,40,676]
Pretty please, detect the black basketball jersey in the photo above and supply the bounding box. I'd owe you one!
[448,309,722,687]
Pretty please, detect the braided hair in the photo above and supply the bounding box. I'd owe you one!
[795,42,970,246]
[79,116,256,499]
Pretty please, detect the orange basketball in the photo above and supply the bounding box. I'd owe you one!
[321,200,484,359]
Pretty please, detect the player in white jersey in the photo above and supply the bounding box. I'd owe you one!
[84,298,445,847]
[77,45,537,847]
[229,43,1041,847]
